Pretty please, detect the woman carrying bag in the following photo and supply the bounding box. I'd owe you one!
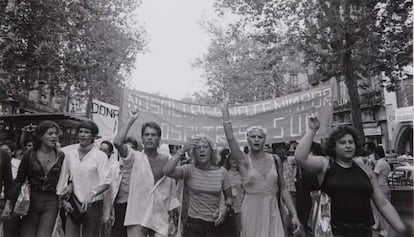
[294,116,408,237]
[2,121,65,237]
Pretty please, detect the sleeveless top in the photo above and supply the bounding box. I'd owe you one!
[320,161,374,225]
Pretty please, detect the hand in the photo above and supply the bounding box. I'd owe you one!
[221,91,230,108]
[1,201,12,220]
[291,215,303,236]
[102,217,113,236]
[128,109,139,121]
[168,221,177,237]
[214,206,228,226]
[308,116,320,131]
[62,200,74,213]
[60,183,73,200]
[102,214,111,224]
[81,191,95,212]
[22,124,36,133]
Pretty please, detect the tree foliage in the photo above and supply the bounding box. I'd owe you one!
[0,0,146,107]
[204,0,412,134]
[193,18,306,104]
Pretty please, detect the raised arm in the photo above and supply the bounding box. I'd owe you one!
[113,110,139,158]
[162,139,197,179]
[221,94,248,176]
[294,116,326,174]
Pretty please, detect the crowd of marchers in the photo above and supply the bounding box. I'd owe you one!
[0,97,411,237]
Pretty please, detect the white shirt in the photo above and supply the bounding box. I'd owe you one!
[11,158,21,180]
[108,156,122,204]
[63,146,111,203]
[123,147,180,236]
[374,158,391,186]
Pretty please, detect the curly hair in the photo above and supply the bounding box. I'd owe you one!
[324,126,363,159]
[189,134,218,166]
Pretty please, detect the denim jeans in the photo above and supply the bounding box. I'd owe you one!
[65,200,103,237]
[20,191,59,237]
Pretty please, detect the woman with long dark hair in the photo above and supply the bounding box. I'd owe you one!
[2,120,65,237]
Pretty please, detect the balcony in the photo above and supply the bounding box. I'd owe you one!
[360,91,384,108]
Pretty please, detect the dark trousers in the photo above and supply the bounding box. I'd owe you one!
[65,200,103,237]
[332,224,372,237]
[20,191,59,237]
[111,202,127,237]
[3,214,21,237]
[183,217,230,237]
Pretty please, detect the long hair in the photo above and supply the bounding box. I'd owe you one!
[324,126,363,159]
[189,134,218,166]
[32,120,60,151]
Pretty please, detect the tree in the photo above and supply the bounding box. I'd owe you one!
[211,0,412,135]
[193,19,306,104]
[0,0,146,108]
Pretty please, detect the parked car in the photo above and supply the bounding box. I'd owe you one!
[388,165,414,186]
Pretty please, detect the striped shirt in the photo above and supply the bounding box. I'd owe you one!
[180,164,231,222]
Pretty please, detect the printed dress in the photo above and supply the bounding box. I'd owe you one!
[241,155,285,237]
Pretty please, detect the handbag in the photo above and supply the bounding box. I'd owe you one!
[308,191,333,237]
[13,182,30,216]
[68,194,85,219]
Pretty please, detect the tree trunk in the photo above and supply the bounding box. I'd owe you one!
[343,38,365,140]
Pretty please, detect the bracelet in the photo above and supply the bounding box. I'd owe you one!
[92,190,97,196]
[223,120,232,124]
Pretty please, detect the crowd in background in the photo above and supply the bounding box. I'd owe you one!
[0,107,411,237]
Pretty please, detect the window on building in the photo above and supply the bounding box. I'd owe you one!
[338,80,350,101]
[289,73,298,86]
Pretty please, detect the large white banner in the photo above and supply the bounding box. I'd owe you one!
[92,99,119,138]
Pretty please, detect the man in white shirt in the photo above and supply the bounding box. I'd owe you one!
[59,121,112,237]
[114,110,180,237]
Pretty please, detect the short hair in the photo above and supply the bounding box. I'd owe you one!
[0,140,17,152]
[101,140,114,154]
[124,136,139,150]
[365,142,376,153]
[141,122,161,137]
[324,126,363,159]
[32,120,60,150]
[374,146,385,159]
[76,121,99,137]
[246,126,267,139]
[189,134,218,165]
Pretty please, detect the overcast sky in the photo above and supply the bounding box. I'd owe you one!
[129,0,220,100]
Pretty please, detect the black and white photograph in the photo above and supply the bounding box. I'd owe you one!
[0,0,412,237]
